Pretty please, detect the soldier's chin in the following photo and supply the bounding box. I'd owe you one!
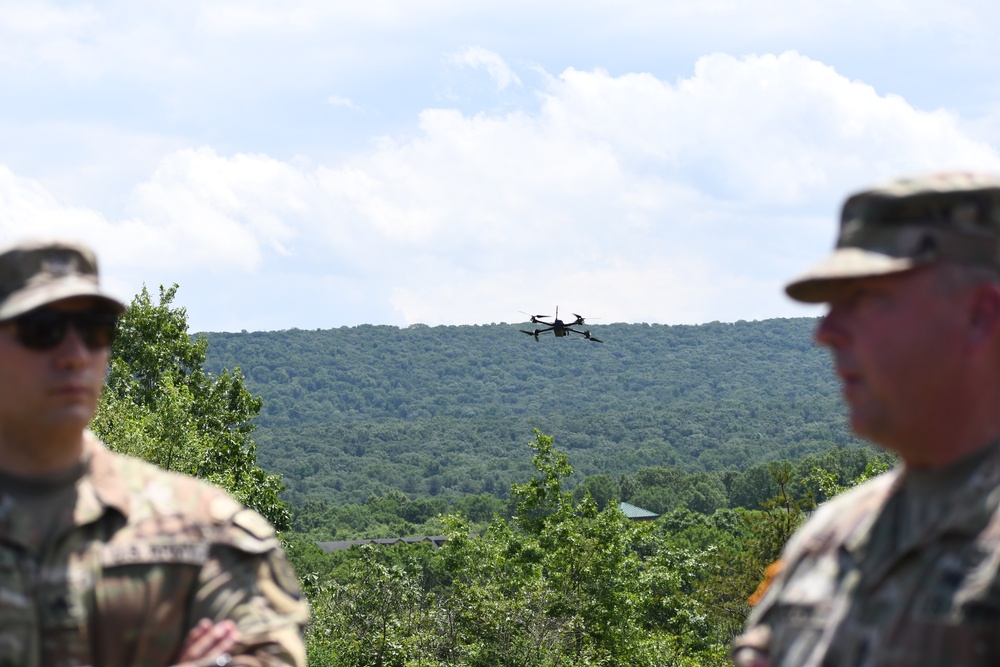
[47,403,98,431]
[847,419,895,452]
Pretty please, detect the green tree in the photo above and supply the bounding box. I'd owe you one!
[805,451,897,499]
[571,473,619,510]
[307,545,430,667]
[727,462,781,509]
[301,430,736,666]
[452,493,506,524]
[91,284,290,530]
[685,472,727,514]
[702,461,811,634]
[509,429,574,535]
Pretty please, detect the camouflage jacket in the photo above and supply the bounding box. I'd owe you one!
[0,433,308,667]
[734,444,1000,667]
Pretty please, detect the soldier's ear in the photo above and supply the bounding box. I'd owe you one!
[966,282,1000,348]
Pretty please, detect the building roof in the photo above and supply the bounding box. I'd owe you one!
[618,501,659,520]
[317,535,449,552]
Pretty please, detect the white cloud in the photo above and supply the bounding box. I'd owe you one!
[0,147,309,270]
[0,165,109,237]
[124,148,314,268]
[316,51,1000,324]
[328,96,363,111]
[1,50,998,329]
[544,53,999,205]
[449,47,522,91]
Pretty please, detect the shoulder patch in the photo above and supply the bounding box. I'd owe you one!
[232,509,276,540]
[214,509,280,554]
[209,495,242,524]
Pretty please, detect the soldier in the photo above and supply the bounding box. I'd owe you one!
[732,172,1000,666]
[0,239,308,666]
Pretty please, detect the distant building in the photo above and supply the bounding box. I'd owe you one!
[317,535,448,553]
[618,501,658,521]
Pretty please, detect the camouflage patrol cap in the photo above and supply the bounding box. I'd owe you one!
[786,172,1000,303]
[0,239,125,321]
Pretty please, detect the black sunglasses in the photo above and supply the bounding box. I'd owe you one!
[10,309,119,351]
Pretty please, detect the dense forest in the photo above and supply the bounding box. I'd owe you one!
[202,318,862,507]
[97,287,891,665]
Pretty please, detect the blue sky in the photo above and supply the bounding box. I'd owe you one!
[3,1,1000,332]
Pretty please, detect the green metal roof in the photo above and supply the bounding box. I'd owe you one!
[618,502,658,519]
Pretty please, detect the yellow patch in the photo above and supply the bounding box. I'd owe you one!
[748,559,783,607]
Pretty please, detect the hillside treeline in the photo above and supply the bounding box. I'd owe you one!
[288,437,891,541]
[101,286,883,665]
[203,318,861,506]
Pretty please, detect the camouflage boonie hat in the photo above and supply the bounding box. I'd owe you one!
[786,172,1000,303]
[0,239,125,321]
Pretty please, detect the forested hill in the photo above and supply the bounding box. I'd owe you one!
[203,318,860,505]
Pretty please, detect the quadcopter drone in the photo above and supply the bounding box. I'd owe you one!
[520,306,602,343]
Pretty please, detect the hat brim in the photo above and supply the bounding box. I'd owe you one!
[0,276,125,321]
[785,247,923,303]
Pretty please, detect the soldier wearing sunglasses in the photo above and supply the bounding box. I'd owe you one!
[0,240,307,667]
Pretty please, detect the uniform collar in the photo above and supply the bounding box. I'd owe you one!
[73,431,132,526]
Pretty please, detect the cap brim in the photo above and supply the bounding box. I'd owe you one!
[0,276,125,321]
[785,247,921,303]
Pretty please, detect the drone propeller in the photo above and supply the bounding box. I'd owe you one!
[519,311,551,324]
[583,330,603,343]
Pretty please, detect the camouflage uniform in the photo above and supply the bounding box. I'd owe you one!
[734,173,1000,666]
[735,442,1000,667]
[0,432,308,667]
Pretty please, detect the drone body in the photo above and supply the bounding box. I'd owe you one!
[520,306,602,343]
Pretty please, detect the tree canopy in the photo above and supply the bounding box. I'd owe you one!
[81,283,895,665]
[201,318,862,506]
[91,284,290,529]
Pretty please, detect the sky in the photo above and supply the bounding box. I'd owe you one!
[3,1,1000,332]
